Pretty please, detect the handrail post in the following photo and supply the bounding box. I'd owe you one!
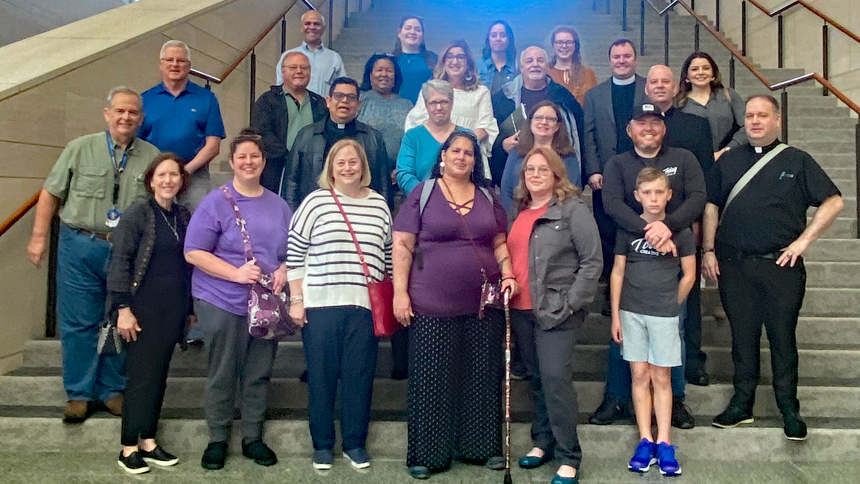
[592,0,597,11]
[823,23,830,96]
[250,50,257,123]
[741,1,747,56]
[694,22,700,51]
[778,14,784,68]
[729,55,735,89]
[716,0,721,32]
[780,91,788,143]
[664,13,670,66]
[606,0,611,15]
[345,0,349,28]
[623,0,628,31]
[205,80,211,90]
[281,16,287,53]
[328,0,334,47]
[855,121,860,238]
[640,1,646,56]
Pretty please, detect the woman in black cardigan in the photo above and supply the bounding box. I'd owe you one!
[107,152,192,474]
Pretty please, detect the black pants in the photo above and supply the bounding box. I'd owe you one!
[718,252,805,415]
[512,309,582,469]
[591,189,617,280]
[407,311,503,472]
[120,277,187,447]
[684,251,707,373]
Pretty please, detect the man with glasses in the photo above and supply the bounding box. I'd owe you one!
[285,10,346,96]
[491,46,585,188]
[283,78,391,210]
[252,51,328,193]
[140,40,226,213]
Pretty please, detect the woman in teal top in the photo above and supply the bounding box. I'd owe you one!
[392,15,438,104]
[396,80,470,195]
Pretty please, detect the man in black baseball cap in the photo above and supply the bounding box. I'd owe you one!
[590,101,707,429]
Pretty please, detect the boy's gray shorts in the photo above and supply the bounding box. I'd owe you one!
[619,310,682,367]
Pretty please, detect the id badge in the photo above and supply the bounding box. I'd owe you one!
[105,208,121,228]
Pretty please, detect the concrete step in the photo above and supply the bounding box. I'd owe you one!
[2,376,858,421]
[809,217,856,239]
[788,128,857,142]
[3,418,858,463]
[805,152,858,169]
[804,239,860,261]
[15,338,860,386]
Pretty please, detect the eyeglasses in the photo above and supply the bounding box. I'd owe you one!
[427,99,452,108]
[444,54,468,63]
[525,166,552,176]
[553,41,575,47]
[331,92,359,103]
[532,115,559,124]
[284,64,310,72]
[160,57,189,65]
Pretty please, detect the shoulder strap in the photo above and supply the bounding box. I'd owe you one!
[477,185,494,206]
[721,144,789,223]
[220,185,255,263]
[419,179,436,216]
[329,188,372,281]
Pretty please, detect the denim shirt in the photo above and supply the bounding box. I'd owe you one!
[478,57,517,95]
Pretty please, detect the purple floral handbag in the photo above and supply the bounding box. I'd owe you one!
[221,186,297,340]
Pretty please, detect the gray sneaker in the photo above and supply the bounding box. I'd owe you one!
[343,447,371,469]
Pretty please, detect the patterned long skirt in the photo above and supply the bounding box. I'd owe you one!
[406,310,504,471]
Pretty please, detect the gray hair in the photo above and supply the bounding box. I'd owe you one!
[105,86,143,110]
[159,40,191,62]
[421,79,454,103]
[519,45,548,65]
[301,10,326,28]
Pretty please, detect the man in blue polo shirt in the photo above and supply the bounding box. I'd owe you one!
[140,40,226,212]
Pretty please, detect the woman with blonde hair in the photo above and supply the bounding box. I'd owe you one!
[508,146,602,484]
[287,139,393,471]
[405,40,498,176]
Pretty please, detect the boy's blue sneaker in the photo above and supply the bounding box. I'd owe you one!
[627,439,656,473]
[656,442,682,476]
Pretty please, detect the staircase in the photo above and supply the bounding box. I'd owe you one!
[3,0,859,481]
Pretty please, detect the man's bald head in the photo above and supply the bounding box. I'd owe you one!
[645,64,678,111]
[520,46,550,89]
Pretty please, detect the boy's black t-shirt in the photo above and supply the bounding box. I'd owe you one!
[615,227,695,317]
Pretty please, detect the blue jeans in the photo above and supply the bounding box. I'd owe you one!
[56,224,125,401]
[604,299,688,402]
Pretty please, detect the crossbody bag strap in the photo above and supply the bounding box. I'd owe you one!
[720,143,789,223]
[220,185,255,263]
[329,188,372,281]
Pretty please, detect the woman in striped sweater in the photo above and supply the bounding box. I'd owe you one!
[286,139,393,471]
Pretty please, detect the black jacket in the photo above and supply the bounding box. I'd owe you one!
[282,118,391,211]
[106,198,192,310]
[602,146,706,234]
[490,79,586,186]
[663,107,715,180]
[251,85,328,192]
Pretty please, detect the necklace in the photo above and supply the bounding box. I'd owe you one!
[158,207,179,242]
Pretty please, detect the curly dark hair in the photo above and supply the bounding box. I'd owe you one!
[359,54,404,94]
[429,131,490,187]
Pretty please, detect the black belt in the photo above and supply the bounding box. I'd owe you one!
[718,245,796,261]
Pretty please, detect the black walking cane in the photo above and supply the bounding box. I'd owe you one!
[503,288,513,484]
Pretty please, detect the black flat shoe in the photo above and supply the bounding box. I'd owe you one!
[519,452,553,469]
[201,442,228,470]
[139,446,179,466]
[242,439,278,466]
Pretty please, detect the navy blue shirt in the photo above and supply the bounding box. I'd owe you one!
[139,81,226,166]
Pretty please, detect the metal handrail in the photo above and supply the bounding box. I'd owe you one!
[747,0,860,44]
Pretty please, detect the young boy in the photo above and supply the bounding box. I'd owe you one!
[610,166,696,476]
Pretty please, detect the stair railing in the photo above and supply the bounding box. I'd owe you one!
[618,0,860,238]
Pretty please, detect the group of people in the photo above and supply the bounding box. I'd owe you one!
[25,8,844,484]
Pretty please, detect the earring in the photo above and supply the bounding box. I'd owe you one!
[439,161,446,176]
[465,73,474,82]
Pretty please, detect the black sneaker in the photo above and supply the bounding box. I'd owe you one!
[140,446,179,466]
[242,439,278,466]
[685,367,711,386]
[118,451,151,474]
[589,395,632,425]
[201,441,228,470]
[712,405,754,429]
[671,397,695,430]
[783,413,808,441]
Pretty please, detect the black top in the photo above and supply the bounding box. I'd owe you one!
[323,118,359,160]
[521,85,550,114]
[663,107,715,181]
[709,140,841,254]
[603,146,707,234]
[611,81,636,154]
[143,199,188,290]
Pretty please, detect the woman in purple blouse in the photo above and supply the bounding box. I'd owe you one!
[392,131,519,479]
[184,129,292,471]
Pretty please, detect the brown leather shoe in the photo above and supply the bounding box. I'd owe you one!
[62,400,88,423]
[103,394,123,416]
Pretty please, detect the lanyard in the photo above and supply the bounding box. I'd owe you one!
[106,131,130,205]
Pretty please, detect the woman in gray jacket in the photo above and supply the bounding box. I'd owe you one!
[505,146,602,484]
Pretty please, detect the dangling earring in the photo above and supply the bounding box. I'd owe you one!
[439,161,446,176]
[465,72,474,82]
